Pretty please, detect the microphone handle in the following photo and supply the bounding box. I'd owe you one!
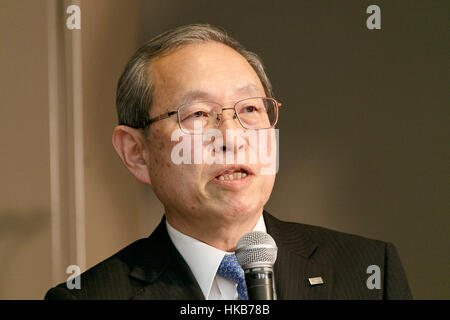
[244,267,274,300]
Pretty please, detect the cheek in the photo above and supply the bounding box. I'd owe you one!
[147,155,181,205]
[148,142,170,171]
[147,125,179,169]
[253,175,275,209]
[264,174,276,192]
[256,173,275,192]
[147,140,204,204]
[146,131,176,193]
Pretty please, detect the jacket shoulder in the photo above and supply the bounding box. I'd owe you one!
[268,213,387,252]
[266,213,389,270]
[45,237,149,300]
[266,213,412,299]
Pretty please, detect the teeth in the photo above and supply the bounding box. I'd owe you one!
[217,171,248,181]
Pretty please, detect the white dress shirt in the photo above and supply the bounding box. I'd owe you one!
[166,214,267,300]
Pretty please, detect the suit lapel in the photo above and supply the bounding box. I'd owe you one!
[128,216,204,300]
[264,211,334,299]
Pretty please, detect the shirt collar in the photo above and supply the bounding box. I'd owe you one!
[166,214,267,299]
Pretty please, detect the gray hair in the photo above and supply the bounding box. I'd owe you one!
[116,23,273,129]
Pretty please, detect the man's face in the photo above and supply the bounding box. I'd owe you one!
[145,42,276,227]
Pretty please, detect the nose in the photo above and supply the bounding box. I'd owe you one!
[213,108,247,154]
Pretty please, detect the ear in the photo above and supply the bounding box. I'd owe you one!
[112,125,151,185]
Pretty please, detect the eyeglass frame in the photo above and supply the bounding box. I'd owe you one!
[139,96,282,134]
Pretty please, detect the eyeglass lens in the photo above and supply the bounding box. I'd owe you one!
[178,97,277,133]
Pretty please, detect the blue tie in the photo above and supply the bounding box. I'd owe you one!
[217,254,249,300]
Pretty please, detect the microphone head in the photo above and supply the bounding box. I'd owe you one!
[235,231,278,269]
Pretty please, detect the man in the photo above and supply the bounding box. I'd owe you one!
[45,24,412,300]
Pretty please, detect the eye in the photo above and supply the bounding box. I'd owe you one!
[191,111,208,118]
[243,106,258,113]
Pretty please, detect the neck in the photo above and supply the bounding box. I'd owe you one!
[165,209,263,252]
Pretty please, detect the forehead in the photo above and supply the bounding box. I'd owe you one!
[149,42,265,108]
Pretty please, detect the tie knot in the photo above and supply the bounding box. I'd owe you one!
[217,254,248,300]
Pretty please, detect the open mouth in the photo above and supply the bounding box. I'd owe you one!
[215,168,249,181]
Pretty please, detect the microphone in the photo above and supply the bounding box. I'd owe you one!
[235,231,278,300]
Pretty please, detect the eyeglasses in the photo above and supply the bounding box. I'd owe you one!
[142,97,282,134]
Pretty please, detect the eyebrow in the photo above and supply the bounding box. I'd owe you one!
[176,84,262,106]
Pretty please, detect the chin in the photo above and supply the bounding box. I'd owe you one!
[215,200,261,220]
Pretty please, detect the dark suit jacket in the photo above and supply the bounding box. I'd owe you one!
[45,211,412,299]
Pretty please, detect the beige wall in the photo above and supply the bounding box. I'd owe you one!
[80,0,143,271]
[0,0,145,299]
[0,0,52,299]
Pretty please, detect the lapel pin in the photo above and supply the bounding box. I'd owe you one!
[308,277,324,286]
